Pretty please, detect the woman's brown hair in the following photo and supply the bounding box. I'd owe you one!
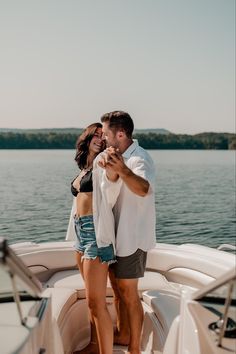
[75,123,104,169]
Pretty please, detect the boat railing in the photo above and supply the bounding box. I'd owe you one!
[217,279,235,347]
[193,268,236,345]
[0,237,42,325]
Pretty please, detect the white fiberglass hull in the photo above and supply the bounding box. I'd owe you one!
[1,241,235,354]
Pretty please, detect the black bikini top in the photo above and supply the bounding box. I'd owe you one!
[71,169,93,196]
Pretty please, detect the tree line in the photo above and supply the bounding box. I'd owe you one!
[0,131,235,149]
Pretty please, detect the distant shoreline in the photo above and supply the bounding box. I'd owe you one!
[0,131,235,150]
[0,127,234,135]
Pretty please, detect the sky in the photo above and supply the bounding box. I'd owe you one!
[0,0,235,134]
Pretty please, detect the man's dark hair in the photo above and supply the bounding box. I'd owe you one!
[101,110,134,138]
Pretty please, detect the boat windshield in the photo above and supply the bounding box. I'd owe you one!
[0,266,15,298]
[0,237,42,301]
[0,266,31,300]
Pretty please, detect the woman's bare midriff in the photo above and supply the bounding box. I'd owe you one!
[75,192,93,217]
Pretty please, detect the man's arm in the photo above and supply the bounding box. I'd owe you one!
[118,165,149,196]
[104,151,149,197]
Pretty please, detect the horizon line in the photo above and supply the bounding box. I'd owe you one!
[0,127,235,135]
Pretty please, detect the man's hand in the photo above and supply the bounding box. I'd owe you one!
[98,147,149,196]
[98,147,120,182]
[102,149,128,176]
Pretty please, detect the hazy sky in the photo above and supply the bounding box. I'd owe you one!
[0,0,235,134]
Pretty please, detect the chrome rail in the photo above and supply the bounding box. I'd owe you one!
[218,280,235,347]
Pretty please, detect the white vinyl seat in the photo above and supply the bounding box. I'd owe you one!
[45,270,88,298]
[142,289,180,334]
[42,287,92,353]
[42,287,77,325]
[141,289,181,353]
[44,269,171,298]
[43,268,183,353]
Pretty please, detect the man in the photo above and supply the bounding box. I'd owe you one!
[99,111,156,354]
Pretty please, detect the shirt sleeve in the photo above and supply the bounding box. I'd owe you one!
[65,197,77,241]
[131,156,156,188]
[92,155,121,251]
[101,171,122,206]
[93,153,122,206]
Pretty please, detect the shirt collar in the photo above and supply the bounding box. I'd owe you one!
[122,139,139,159]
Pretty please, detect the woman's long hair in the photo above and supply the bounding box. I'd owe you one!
[75,122,104,169]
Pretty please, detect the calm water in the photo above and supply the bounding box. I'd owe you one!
[0,150,235,248]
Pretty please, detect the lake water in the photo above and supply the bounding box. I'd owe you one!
[0,150,235,248]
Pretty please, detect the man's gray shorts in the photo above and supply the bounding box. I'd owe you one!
[110,248,147,279]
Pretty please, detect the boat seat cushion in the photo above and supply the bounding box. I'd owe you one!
[45,270,171,298]
[142,289,180,334]
[42,287,77,325]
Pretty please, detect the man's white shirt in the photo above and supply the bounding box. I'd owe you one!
[112,140,156,256]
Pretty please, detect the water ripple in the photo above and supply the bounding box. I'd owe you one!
[0,150,235,248]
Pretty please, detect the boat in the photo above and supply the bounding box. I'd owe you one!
[1,233,235,354]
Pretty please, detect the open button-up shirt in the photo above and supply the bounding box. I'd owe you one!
[66,140,156,257]
[111,140,156,256]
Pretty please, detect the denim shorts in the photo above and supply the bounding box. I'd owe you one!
[74,214,116,264]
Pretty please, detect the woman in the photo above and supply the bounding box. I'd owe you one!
[71,123,115,354]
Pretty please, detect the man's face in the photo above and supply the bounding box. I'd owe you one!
[102,122,119,148]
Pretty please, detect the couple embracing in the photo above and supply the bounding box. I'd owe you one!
[70,111,156,354]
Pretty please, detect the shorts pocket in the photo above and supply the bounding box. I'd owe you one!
[79,220,95,232]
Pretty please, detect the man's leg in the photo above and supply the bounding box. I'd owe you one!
[109,268,130,345]
[116,278,143,354]
[109,249,147,353]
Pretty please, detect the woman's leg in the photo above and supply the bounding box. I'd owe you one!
[83,257,113,354]
[76,251,84,277]
[75,252,98,354]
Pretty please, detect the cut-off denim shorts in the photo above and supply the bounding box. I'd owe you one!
[74,214,116,264]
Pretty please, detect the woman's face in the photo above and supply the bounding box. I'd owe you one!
[89,127,104,155]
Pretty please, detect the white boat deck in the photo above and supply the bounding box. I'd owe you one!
[113,347,149,353]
